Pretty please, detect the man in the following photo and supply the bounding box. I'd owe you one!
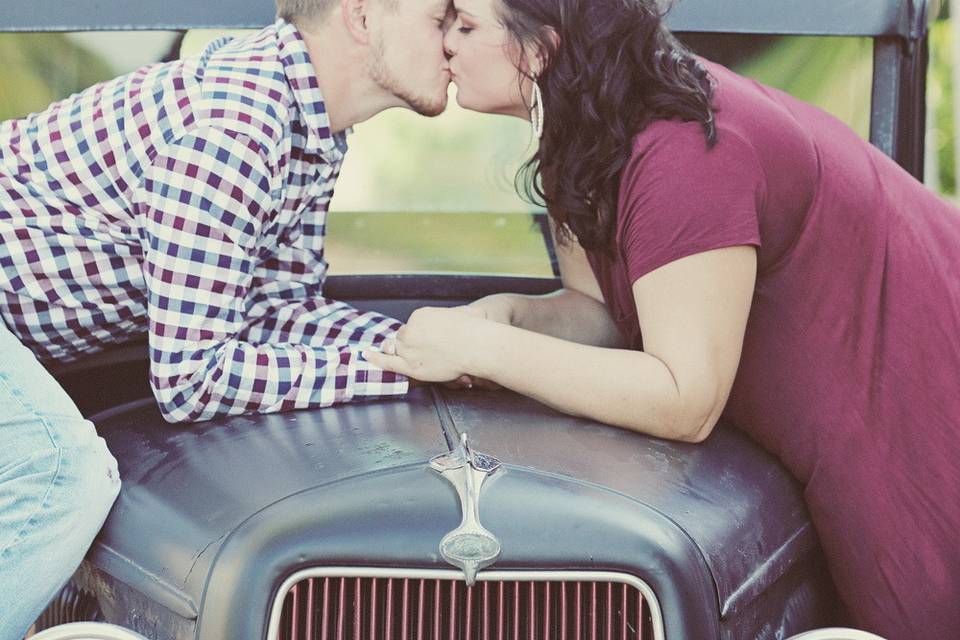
[0,0,450,634]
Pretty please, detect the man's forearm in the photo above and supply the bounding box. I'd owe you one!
[508,289,626,348]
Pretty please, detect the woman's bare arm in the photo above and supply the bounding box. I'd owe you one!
[469,227,625,348]
[468,246,755,441]
[366,245,756,443]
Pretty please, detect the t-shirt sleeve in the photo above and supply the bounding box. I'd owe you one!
[618,124,765,283]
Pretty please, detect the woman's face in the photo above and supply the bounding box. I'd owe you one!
[443,0,534,118]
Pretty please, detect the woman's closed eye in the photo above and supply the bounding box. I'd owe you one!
[453,16,475,34]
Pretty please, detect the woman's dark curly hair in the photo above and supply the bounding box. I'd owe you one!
[499,0,717,253]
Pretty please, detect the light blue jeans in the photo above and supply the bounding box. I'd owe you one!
[0,323,120,639]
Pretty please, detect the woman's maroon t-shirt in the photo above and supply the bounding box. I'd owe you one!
[586,60,960,639]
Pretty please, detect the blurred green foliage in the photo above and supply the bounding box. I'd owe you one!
[733,36,873,141]
[928,19,956,195]
[0,33,114,121]
[324,212,553,276]
[2,23,957,275]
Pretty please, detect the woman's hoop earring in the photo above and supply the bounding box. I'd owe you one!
[530,78,545,140]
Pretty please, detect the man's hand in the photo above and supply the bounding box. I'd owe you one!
[443,374,502,391]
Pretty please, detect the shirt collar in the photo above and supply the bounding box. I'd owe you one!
[275,19,348,164]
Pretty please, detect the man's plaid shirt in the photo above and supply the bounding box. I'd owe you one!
[0,20,408,423]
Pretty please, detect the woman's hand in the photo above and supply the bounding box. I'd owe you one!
[439,295,516,390]
[363,306,490,383]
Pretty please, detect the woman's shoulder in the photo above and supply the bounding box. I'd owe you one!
[632,58,809,150]
[628,118,762,179]
[618,116,768,236]
[628,59,815,186]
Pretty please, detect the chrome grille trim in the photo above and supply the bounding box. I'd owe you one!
[267,568,665,640]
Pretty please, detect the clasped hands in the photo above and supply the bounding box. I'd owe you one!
[362,296,511,390]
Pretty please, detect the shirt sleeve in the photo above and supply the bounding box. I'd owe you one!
[618,123,765,284]
[240,212,409,398]
[134,126,407,424]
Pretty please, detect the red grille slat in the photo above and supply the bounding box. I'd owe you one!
[418,579,426,640]
[434,580,442,640]
[291,583,300,639]
[466,585,473,640]
[498,582,505,640]
[575,582,582,640]
[483,582,490,640]
[637,588,644,640]
[606,583,613,640]
[334,578,344,640]
[386,578,394,640]
[306,580,315,640]
[321,578,330,640]
[278,575,655,640]
[369,578,377,640]
[513,581,520,640]
[543,582,550,640]
[402,579,410,640]
[620,584,629,640]
[354,578,361,640]
[449,580,457,640]
[528,582,536,640]
[591,582,597,640]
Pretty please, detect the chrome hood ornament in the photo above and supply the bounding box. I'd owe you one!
[430,433,502,585]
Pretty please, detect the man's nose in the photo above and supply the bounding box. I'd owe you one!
[443,31,456,59]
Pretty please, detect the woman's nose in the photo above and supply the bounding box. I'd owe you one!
[443,27,458,57]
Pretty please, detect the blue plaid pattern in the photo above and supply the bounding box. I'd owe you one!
[0,20,408,423]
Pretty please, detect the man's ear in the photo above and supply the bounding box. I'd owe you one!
[340,0,373,44]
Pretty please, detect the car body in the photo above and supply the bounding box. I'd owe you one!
[1,0,939,638]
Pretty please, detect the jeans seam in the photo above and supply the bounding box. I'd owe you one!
[0,373,38,418]
[0,447,63,561]
[0,372,70,450]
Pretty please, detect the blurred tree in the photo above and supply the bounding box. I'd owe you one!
[0,33,114,120]
[929,18,956,195]
[2,23,955,277]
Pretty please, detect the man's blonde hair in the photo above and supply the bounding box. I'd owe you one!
[276,0,397,26]
[276,0,338,25]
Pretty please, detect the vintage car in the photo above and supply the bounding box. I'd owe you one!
[1,0,939,638]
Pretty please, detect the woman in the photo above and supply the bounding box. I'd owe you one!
[364,0,960,637]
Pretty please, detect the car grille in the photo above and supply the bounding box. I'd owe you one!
[34,582,104,630]
[274,573,658,640]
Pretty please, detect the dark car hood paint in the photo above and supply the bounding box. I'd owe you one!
[88,386,819,638]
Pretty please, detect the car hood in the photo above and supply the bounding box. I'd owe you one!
[87,386,820,637]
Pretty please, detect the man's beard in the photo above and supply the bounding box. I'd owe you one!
[368,43,447,117]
